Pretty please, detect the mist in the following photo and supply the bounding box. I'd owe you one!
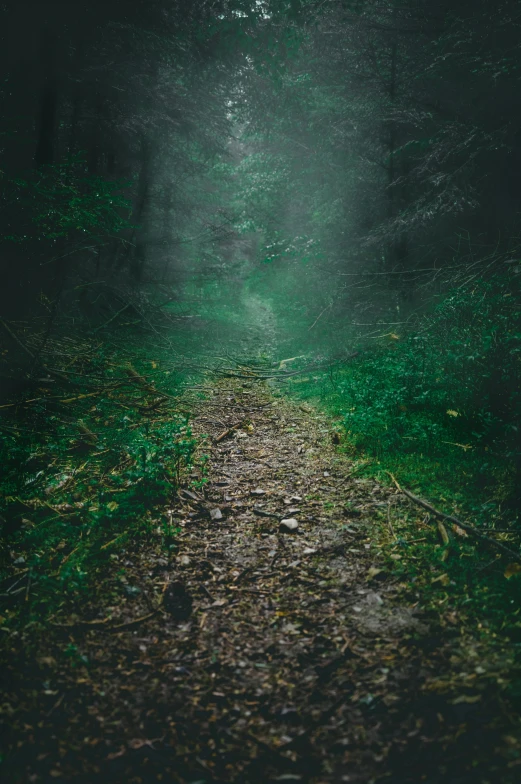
[1,2,521,782]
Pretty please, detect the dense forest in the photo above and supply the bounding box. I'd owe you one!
[1,1,521,782]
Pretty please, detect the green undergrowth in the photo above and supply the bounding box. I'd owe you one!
[0,332,200,628]
[281,274,521,633]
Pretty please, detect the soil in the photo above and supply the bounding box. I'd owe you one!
[1,381,518,783]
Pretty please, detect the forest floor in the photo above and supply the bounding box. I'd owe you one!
[2,377,520,783]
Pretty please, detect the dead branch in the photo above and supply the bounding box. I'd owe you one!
[50,605,161,631]
[0,317,36,359]
[110,609,160,630]
[93,302,133,333]
[388,472,521,563]
[124,364,176,401]
[214,420,245,443]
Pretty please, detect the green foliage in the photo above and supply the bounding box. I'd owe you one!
[0,337,196,624]
[286,272,521,523]
[2,155,132,243]
[372,496,521,636]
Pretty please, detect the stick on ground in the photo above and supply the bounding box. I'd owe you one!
[388,472,521,563]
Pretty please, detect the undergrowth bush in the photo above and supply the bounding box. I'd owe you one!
[0,337,196,623]
[287,271,521,523]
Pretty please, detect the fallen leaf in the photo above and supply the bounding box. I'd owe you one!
[453,524,469,538]
[128,737,162,750]
[107,747,126,760]
[451,694,482,705]
[38,657,57,667]
[504,563,521,579]
[437,520,450,546]
[432,573,450,586]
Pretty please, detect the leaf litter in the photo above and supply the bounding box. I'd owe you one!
[1,378,520,783]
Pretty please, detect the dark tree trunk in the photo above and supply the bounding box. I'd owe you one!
[87,94,103,174]
[34,32,57,167]
[384,24,410,281]
[129,137,152,281]
[161,183,174,281]
[34,84,57,166]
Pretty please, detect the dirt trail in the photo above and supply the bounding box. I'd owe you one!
[1,381,513,783]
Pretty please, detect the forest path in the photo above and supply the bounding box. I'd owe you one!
[3,380,509,783]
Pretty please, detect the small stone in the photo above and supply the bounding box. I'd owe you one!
[279,518,299,533]
[366,591,384,606]
[303,547,316,555]
[290,495,302,502]
[323,471,330,477]
[124,585,141,597]
[251,488,266,496]
[179,555,191,566]
[287,507,300,514]
[210,508,223,521]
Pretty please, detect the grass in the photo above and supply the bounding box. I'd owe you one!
[2,272,520,640]
[280,334,521,636]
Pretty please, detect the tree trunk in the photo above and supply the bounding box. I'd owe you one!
[34,32,57,167]
[123,136,151,281]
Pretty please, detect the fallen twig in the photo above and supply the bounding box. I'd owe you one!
[253,507,280,520]
[388,472,521,563]
[51,606,161,631]
[110,609,160,630]
[51,617,112,629]
[387,500,396,540]
[215,420,245,443]
[124,364,178,401]
[93,302,133,333]
[0,317,35,359]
